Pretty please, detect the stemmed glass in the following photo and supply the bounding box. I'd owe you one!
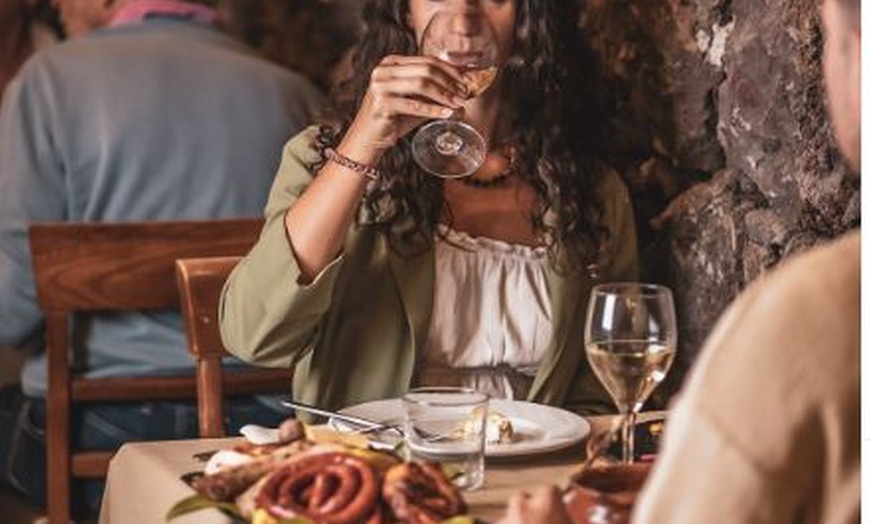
[411,9,500,178]
[584,283,677,464]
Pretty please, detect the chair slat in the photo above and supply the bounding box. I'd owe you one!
[175,256,291,438]
[30,219,262,311]
[71,452,112,479]
[71,376,199,402]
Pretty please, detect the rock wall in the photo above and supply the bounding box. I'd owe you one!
[580,0,860,395]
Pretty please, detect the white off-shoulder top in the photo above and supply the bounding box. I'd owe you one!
[418,224,554,400]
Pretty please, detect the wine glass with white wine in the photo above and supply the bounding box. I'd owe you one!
[411,9,500,178]
[584,283,677,464]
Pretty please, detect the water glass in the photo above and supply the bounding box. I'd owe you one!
[402,387,488,490]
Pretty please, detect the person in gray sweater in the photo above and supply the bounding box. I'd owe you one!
[0,0,323,514]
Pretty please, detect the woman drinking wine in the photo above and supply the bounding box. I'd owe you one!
[220,0,639,414]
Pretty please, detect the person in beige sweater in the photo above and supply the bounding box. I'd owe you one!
[498,0,860,521]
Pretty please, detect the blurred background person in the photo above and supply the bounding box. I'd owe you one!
[0,0,323,516]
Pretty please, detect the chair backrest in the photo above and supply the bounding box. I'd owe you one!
[29,218,262,524]
[175,256,289,438]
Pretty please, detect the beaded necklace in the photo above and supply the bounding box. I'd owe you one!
[459,147,517,189]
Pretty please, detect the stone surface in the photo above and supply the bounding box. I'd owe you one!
[581,0,860,392]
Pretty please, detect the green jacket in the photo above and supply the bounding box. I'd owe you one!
[220,128,639,414]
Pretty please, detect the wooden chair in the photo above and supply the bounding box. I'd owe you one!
[175,256,289,438]
[29,218,263,524]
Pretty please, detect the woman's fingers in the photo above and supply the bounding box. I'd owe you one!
[388,96,457,120]
[379,54,468,87]
[372,56,469,103]
[349,54,472,148]
[366,90,455,121]
[374,75,466,109]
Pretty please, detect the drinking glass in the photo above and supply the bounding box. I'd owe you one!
[411,9,500,178]
[402,387,488,490]
[584,283,677,464]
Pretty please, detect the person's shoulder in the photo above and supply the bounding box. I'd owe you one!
[8,38,78,88]
[259,61,325,102]
[689,230,860,406]
[761,230,859,303]
[15,27,124,76]
[592,163,631,204]
[199,32,326,104]
[590,164,634,230]
[593,161,626,190]
[727,229,858,345]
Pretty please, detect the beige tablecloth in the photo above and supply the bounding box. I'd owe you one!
[98,412,665,523]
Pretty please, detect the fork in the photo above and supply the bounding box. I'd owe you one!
[281,399,405,436]
[282,399,455,442]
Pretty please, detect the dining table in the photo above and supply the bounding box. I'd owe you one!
[98,411,666,524]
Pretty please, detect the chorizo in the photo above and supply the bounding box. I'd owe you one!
[256,452,382,524]
[382,462,467,524]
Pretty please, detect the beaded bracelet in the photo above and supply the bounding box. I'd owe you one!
[324,147,379,181]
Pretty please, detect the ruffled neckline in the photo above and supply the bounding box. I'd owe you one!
[435,224,548,259]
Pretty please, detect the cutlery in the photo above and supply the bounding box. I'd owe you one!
[282,400,457,443]
[281,399,404,436]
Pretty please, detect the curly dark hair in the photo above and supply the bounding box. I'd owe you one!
[313,0,610,271]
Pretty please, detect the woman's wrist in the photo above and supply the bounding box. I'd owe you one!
[324,148,379,180]
[329,119,393,178]
[342,116,393,158]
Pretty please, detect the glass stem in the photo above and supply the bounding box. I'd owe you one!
[622,410,637,464]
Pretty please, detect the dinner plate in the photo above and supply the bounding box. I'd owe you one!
[335,398,590,458]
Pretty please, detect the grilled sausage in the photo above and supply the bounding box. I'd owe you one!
[382,462,467,524]
[255,452,382,524]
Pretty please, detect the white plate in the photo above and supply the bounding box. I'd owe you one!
[335,399,590,458]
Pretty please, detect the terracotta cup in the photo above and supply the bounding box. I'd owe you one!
[564,462,652,524]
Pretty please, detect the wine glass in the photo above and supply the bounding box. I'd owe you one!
[411,9,500,178]
[584,283,677,464]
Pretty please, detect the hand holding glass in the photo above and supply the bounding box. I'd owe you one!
[411,10,500,178]
[584,283,677,463]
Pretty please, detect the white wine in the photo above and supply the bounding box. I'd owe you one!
[586,341,675,412]
[461,65,498,97]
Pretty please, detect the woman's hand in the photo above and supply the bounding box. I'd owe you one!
[284,56,469,283]
[496,485,573,524]
[347,54,469,151]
